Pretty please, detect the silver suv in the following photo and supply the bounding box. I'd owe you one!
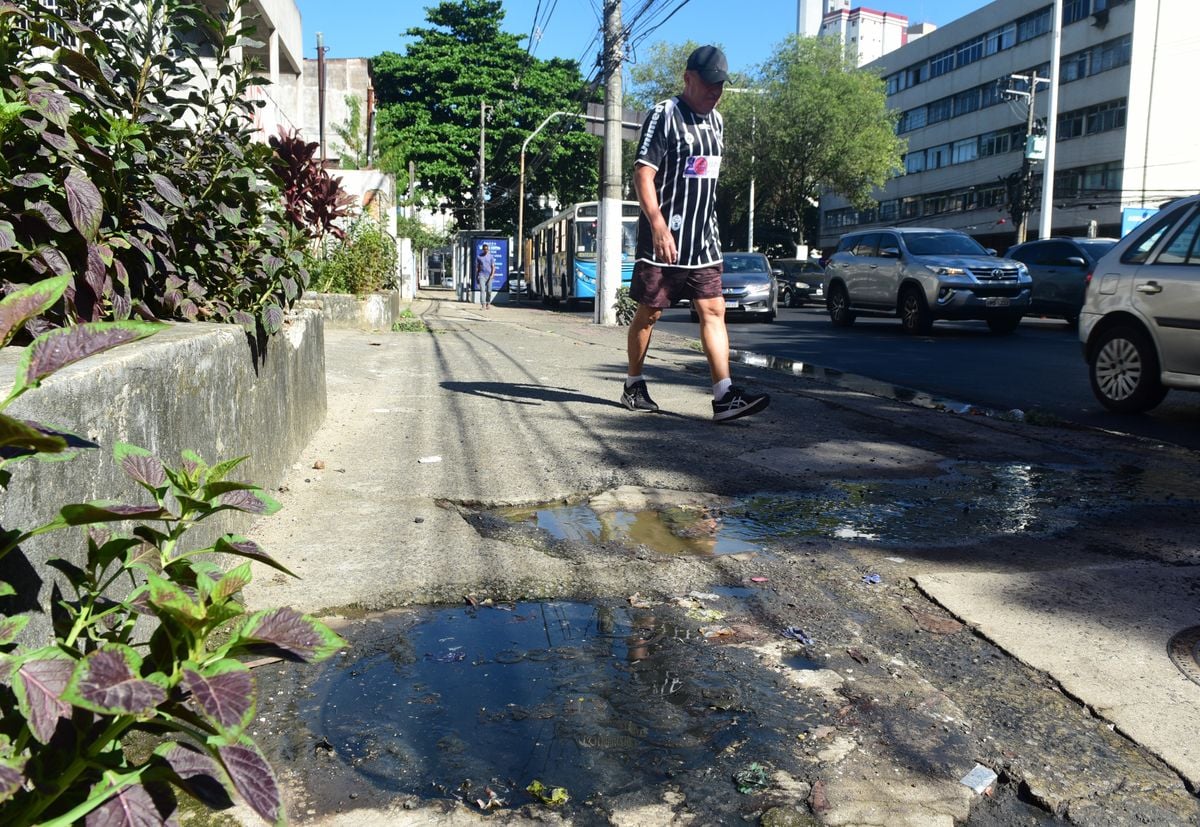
[824,228,1033,334]
[1080,193,1200,413]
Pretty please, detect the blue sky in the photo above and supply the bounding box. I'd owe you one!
[295,0,994,73]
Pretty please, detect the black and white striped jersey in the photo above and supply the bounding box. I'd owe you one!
[634,97,724,269]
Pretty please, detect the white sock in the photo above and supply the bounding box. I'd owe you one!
[625,375,644,388]
[713,378,732,400]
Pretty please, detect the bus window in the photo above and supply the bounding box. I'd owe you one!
[622,220,638,256]
[576,222,598,257]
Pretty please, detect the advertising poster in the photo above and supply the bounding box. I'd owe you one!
[473,238,508,291]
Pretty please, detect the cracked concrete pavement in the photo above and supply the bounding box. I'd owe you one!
[241,289,1200,825]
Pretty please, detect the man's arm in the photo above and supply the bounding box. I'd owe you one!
[634,163,677,265]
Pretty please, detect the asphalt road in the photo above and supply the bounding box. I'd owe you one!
[641,302,1200,451]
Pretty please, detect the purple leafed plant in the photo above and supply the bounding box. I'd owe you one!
[0,276,345,825]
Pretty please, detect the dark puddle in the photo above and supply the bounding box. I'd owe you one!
[499,462,1196,549]
[254,600,816,819]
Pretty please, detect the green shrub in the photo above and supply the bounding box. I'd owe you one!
[307,217,398,296]
[0,278,344,825]
[0,0,316,337]
[614,286,637,325]
[391,308,427,333]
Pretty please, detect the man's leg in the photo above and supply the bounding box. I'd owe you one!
[621,303,662,412]
[693,296,730,383]
[627,303,662,377]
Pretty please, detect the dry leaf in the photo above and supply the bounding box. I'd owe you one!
[903,604,964,635]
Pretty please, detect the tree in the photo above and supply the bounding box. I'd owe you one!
[371,0,600,234]
[334,94,368,170]
[721,36,904,252]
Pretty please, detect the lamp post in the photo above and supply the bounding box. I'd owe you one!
[725,87,766,250]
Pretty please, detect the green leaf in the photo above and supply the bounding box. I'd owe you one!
[62,645,167,716]
[214,536,295,577]
[146,573,205,626]
[65,167,103,240]
[0,581,14,598]
[60,502,171,525]
[150,173,186,208]
[10,320,163,399]
[26,88,70,130]
[206,454,249,484]
[115,442,167,490]
[0,413,68,455]
[0,274,69,347]
[181,659,255,733]
[232,607,345,663]
[0,220,13,253]
[210,489,280,517]
[0,614,28,646]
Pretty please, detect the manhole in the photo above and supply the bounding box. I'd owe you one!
[1167,625,1200,686]
[252,600,817,818]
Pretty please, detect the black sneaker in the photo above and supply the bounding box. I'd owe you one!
[621,380,660,412]
[712,386,769,422]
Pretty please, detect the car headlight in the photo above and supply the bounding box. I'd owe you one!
[926,265,967,276]
[576,268,594,284]
[745,282,771,295]
[1016,263,1031,281]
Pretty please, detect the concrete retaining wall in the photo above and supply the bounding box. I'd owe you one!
[300,289,402,330]
[0,310,326,642]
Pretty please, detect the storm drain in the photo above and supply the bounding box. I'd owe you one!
[252,600,817,819]
[1168,626,1200,686]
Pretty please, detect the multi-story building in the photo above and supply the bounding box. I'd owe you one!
[818,0,1198,253]
[820,1,910,66]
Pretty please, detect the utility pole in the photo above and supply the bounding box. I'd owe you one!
[1038,0,1064,240]
[596,0,623,326]
[316,32,327,165]
[1004,71,1049,244]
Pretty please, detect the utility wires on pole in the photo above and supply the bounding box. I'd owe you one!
[1002,71,1049,245]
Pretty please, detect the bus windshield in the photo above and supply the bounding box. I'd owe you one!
[575,219,639,258]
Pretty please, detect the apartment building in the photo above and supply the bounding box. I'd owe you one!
[818,0,1198,253]
[820,1,910,66]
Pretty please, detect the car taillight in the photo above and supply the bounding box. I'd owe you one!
[1084,271,1093,292]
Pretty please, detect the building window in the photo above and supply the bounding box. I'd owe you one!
[887,74,900,95]
[898,106,927,133]
[1061,50,1089,83]
[985,22,1016,55]
[900,197,920,219]
[1092,35,1132,74]
[953,88,980,117]
[1082,161,1122,191]
[979,128,1011,157]
[1063,0,1091,25]
[980,80,1004,108]
[905,152,926,174]
[953,138,978,165]
[1086,99,1126,134]
[926,144,951,170]
[879,200,898,221]
[1058,109,1085,140]
[904,63,926,88]
[956,36,984,67]
[929,48,955,78]
[1017,7,1052,43]
[927,98,952,124]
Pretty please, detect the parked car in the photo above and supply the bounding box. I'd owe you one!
[775,258,825,307]
[823,228,1033,334]
[690,252,778,322]
[1006,237,1118,325]
[1079,194,1200,413]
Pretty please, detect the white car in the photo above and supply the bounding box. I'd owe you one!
[1079,193,1200,412]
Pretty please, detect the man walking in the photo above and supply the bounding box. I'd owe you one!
[621,45,770,422]
[475,243,496,309]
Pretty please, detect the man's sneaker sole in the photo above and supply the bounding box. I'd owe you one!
[713,394,769,422]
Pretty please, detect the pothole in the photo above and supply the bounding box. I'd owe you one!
[1168,626,1200,686]
[252,599,821,819]
[495,463,1194,551]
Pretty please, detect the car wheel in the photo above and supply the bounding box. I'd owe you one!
[779,284,793,308]
[827,283,855,327]
[986,314,1022,335]
[899,286,932,335]
[1089,324,1168,413]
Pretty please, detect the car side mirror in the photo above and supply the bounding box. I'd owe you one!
[771,268,783,277]
[879,247,900,259]
[1065,256,1087,268]
[985,248,998,256]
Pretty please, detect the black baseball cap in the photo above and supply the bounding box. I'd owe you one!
[686,45,729,85]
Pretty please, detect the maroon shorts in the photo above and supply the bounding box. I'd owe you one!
[630,262,723,309]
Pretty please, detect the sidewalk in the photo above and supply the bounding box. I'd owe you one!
[244,289,1200,824]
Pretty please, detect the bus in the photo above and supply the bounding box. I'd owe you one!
[527,201,640,309]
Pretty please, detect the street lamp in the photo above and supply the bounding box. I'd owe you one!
[725,87,766,251]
